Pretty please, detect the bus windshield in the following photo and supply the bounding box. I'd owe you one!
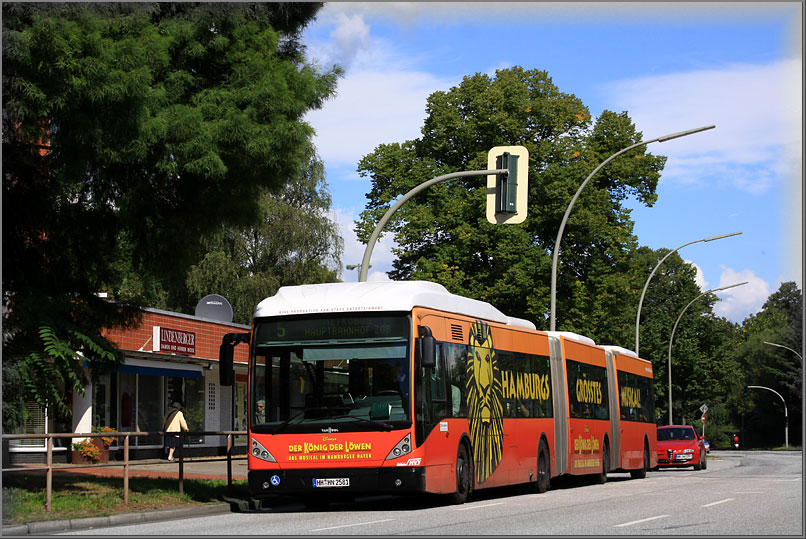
[250,314,412,434]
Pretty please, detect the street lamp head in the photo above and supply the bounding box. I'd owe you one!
[710,281,749,294]
[657,124,716,143]
[703,231,742,242]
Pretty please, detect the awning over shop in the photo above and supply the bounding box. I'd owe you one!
[118,364,202,378]
[119,357,204,378]
[83,357,205,378]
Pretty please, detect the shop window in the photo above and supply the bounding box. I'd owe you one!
[92,373,117,437]
[119,372,137,434]
[138,374,163,445]
[166,376,205,444]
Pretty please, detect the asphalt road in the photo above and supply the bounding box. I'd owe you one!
[59,450,802,536]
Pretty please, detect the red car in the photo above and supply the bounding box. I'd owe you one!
[656,425,707,470]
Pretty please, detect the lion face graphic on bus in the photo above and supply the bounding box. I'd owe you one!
[466,320,504,484]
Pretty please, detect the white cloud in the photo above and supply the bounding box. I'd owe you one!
[685,259,708,289]
[712,266,771,322]
[305,10,457,168]
[306,68,454,168]
[600,58,802,194]
[325,13,370,69]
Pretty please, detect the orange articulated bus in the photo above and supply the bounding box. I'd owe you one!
[219,281,656,505]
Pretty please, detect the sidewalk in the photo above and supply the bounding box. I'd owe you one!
[2,456,250,536]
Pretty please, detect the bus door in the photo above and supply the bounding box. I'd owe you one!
[548,336,568,476]
[422,341,450,438]
[605,350,621,471]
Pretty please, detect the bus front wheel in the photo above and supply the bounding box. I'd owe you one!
[449,444,471,505]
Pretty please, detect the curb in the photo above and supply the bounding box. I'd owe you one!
[2,502,233,536]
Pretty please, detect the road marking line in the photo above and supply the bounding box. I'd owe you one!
[701,498,734,507]
[772,478,801,482]
[456,502,505,511]
[734,491,765,494]
[310,519,395,531]
[613,515,669,527]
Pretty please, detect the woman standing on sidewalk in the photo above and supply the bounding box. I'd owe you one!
[162,402,189,461]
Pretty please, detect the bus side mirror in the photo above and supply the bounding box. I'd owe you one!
[219,341,234,386]
[418,326,436,369]
[219,332,249,386]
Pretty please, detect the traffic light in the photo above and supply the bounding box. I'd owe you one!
[495,152,517,214]
[486,145,529,224]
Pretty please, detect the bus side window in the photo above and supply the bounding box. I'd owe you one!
[451,385,461,415]
[445,343,468,418]
[426,344,450,422]
[430,344,447,402]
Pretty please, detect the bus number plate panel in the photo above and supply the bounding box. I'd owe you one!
[313,478,349,488]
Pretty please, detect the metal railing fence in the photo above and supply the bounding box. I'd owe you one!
[2,430,248,512]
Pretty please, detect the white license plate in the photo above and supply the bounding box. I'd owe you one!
[313,478,349,488]
[675,454,692,461]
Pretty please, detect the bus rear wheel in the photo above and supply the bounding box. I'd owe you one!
[535,441,550,493]
[594,445,608,485]
[525,440,550,494]
[449,444,471,505]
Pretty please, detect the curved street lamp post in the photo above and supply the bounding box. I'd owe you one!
[763,341,803,362]
[635,231,742,356]
[550,125,716,331]
[746,385,788,448]
[358,169,507,282]
[667,281,748,425]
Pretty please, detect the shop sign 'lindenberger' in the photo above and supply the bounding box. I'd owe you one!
[153,326,196,355]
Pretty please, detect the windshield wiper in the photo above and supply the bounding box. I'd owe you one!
[273,411,306,433]
[326,413,395,430]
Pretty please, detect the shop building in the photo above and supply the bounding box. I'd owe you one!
[7,301,251,464]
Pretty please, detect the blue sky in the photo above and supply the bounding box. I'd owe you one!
[301,2,802,324]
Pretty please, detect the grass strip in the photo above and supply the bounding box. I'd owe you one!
[2,472,250,525]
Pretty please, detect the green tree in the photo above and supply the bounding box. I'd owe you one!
[625,248,743,427]
[185,143,343,324]
[738,282,802,447]
[355,67,665,338]
[2,2,340,429]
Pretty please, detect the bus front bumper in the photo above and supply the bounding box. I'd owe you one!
[248,466,426,496]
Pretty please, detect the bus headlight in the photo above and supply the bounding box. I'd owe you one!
[251,437,276,462]
[385,434,412,460]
